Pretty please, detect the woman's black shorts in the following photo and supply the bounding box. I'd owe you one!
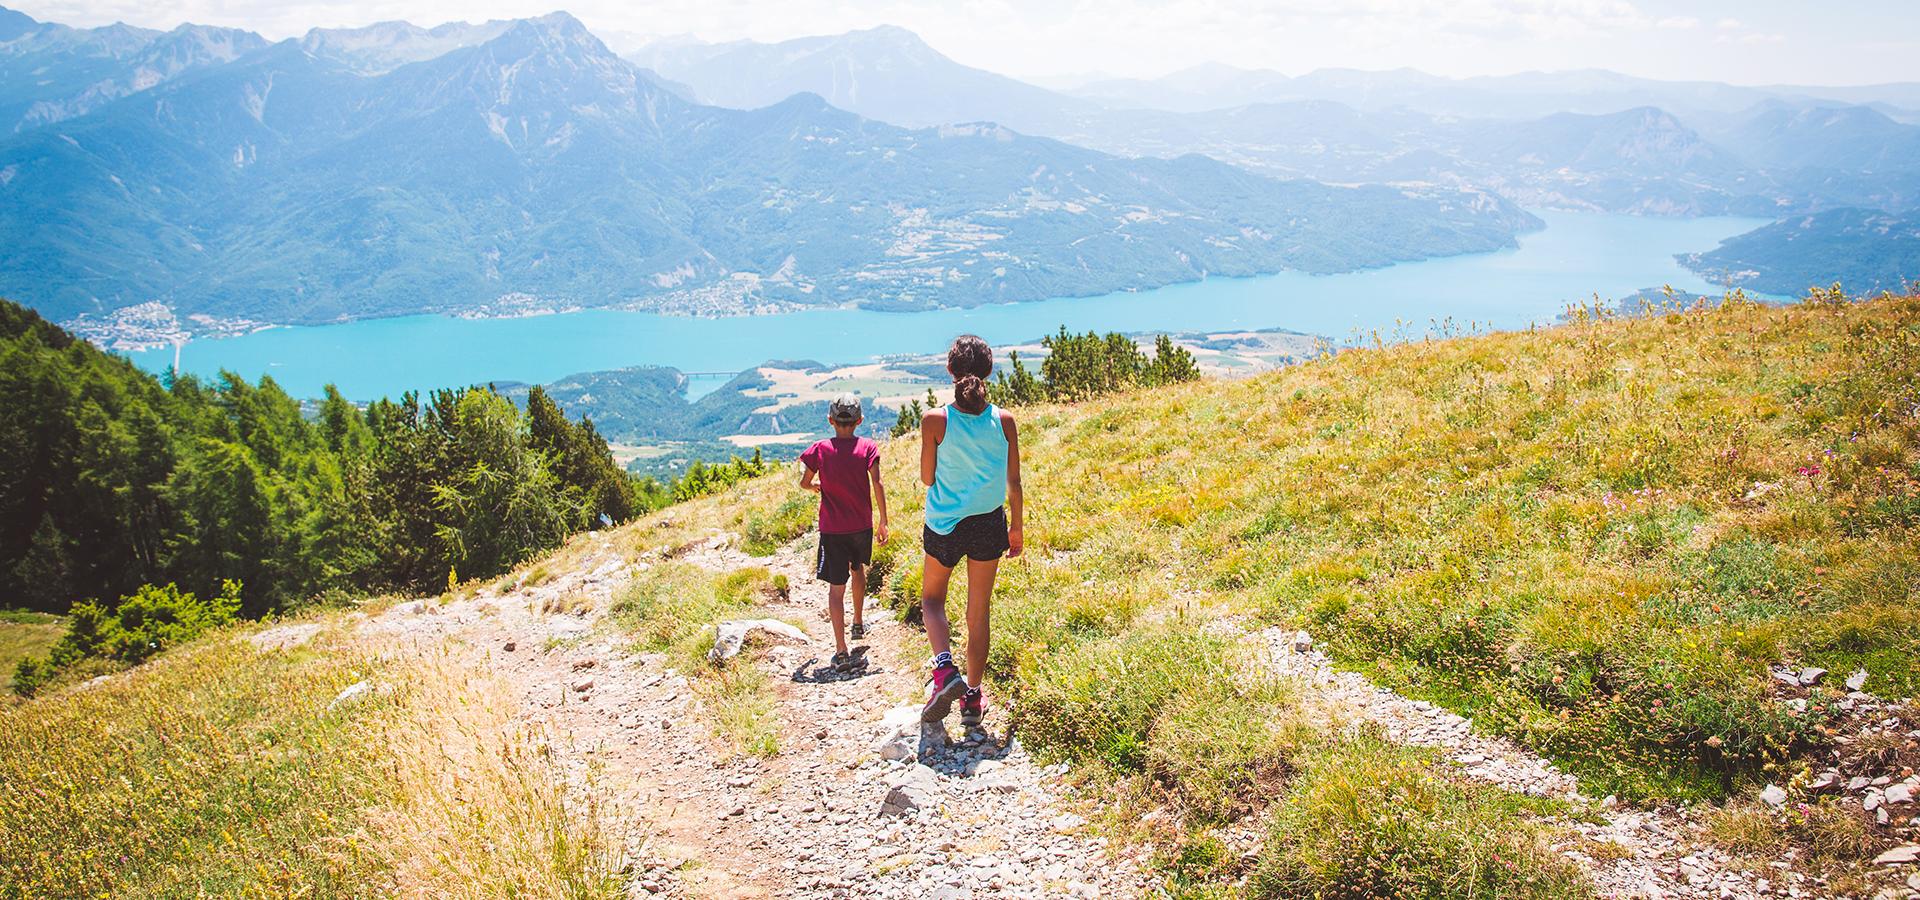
[923,508,1009,568]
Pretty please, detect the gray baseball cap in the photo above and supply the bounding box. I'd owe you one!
[829,392,863,423]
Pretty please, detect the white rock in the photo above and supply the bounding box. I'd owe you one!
[1051,813,1087,832]
[1847,669,1870,691]
[881,764,940,817]
[1760,784,1788,808]
[708,618,808,664]
[1798,667,1827,686]
[1873,845,1920,866]
[1886,783,1914,805]
[330,680,373,709]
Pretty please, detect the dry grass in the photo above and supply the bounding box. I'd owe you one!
[0,618,624,899]
[358,649,625,898]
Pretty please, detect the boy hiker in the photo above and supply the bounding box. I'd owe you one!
[799,393,890,673]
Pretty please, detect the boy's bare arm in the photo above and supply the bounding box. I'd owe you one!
[800,465,820,493]
[869,464,890,543]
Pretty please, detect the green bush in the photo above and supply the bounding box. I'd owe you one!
[11,581,242,696]
[742,493,817,556]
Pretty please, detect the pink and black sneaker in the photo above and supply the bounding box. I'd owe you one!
[921,662,966,723]
[959,687,985,729]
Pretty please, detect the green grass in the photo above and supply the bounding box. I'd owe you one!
[610,563,788,755]
[1250,734,1590,899]
[0,611,64,686]
[742,491,817,556]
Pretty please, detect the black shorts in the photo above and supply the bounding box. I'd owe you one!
[923,508,1010,568]
[815,529,873,585]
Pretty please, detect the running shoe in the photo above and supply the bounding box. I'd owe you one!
[921,662,965,722]
[849,622,867,640]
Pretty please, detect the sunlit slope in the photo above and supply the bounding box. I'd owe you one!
[692,290,1920,804]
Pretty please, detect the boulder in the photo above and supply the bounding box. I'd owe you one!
[708,619,808,664]
[880,764,940,817]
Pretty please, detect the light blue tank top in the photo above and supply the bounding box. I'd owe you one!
[925,402,1009,535]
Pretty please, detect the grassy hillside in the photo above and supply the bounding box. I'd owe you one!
[686,287,1917,799]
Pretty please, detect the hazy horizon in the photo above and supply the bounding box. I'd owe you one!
[8,0,1916,90]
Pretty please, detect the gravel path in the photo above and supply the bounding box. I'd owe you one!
[350,530,1148,899]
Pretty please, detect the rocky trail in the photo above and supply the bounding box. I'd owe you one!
[317,527,1917,900]
[348,529,1148,899]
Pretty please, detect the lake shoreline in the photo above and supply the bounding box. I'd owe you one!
[120,210,1781,403]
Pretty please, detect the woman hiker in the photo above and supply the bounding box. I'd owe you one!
[918,335,1024,728]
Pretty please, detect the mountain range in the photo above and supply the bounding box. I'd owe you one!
[0,7,1537,330]
[632,27,1920,220]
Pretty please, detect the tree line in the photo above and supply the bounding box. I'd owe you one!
[0,299,769,623]
[891,328,1201,435]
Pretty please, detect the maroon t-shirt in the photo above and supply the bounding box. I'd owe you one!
[800,436,879,534]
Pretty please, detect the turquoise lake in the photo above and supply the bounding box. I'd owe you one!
[128,210,1777,402]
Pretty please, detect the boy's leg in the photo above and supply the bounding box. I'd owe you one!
[826,581,849,656]
[962,558,1000,690]
[921,554,956,658]
[849,565,866,630]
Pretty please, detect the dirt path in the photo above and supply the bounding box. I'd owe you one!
[351,530,1148,899]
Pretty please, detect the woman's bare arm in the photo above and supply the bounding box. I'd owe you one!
[1002,410,1023,557]
[920,408,945,487]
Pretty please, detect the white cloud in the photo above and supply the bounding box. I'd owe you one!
[1656,15,1699,29]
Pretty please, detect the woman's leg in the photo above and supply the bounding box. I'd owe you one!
[962,557,999,689]
[921,553,957,659]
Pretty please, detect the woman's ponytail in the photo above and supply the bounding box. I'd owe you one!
[947,334,993,415]
[954,374,987,414]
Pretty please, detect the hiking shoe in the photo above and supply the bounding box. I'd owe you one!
[921,662,966,722]
[849,622,867,640]
[960,687,985,729]
[832,646,869,674]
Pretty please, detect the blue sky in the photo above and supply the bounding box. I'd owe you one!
[12,0,1917,85]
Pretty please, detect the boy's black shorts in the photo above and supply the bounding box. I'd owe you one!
[923,507,1009,568]
[815,529,873,585]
